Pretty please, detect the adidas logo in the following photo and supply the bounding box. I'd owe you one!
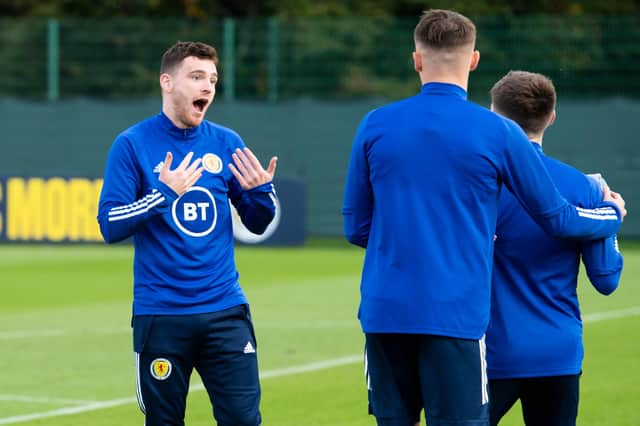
[243,341,256,354]
[153,161,164,173]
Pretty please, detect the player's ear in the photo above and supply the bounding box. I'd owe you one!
[469,50,480,72]
[548,109,557,127]
[413,51,423,73]
[160,73,173,93]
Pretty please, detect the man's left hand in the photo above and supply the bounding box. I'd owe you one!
[229,147,278,190]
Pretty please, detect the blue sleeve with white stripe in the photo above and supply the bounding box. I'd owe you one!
[97,135,178,243]
[224,133,277,235]
[229,180,277,235]
[499,118,621,239]
[581,235,623,295]
[579,175,623,294]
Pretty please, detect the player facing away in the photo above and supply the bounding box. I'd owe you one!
[97,41,277,426]
[342,9,626,426]
[486,71,624,426]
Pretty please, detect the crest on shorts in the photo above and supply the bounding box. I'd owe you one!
[150,358,172,380]
[203,153,223,174]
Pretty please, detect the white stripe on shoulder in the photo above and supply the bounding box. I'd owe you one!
[108,195,165,222]
[576,206,617,213]
[576,211,619,221]
[575,206,618,221]
[108,193,163,217]
[109,189,159,212]
[108,195,157,214]
[109,191,161,214]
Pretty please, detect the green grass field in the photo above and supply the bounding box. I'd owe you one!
[1,239,638,425]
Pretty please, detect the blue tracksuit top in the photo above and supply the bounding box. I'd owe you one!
[486,143,623,379]
[97,112,276,316]
[342,82,621,338]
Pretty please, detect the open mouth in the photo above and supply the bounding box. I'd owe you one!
[193,98,208,113]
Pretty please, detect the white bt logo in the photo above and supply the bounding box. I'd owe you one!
[171,186,218,237]
[184,202,210,221]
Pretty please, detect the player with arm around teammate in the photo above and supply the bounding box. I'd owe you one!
[342,9,625,426]
[486,71,624,426]
[97,41,277,426]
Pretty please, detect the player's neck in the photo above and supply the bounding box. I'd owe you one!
[419,71,469,92]
[529,136,543,146]
[162,102,190,129]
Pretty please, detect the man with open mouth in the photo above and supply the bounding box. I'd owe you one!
[98,41,277,426]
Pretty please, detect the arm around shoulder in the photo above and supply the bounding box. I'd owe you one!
[498,118,622,240]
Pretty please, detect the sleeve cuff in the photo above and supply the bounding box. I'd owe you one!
[246,182,275,194]
[600,201,621,220]
[156,181,180,204]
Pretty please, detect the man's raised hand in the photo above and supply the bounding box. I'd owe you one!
[159,151,204,196]
[229,147,277,190]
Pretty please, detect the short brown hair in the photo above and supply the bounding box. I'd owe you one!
[160,41,218,74]
[490,71,556,135]
[414,9,476,49]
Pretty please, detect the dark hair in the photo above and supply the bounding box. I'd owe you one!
[160,41,218,74]
[490,70,556,135]
[414,9,476,49]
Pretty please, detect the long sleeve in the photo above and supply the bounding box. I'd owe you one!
[581,236,623,295]
[499,118,621,240]
[97,136,178,243]
[229,181,277,235]
[342,113,373,248]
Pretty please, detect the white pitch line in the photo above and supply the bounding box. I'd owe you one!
[0,320,360,341]
[0,355,362,425]
[0,306,638,425]
[260,354,361,379]
[0,321,360,340]
[0,330,66,340]
[259,320,359,329]
[0,397,136,425]
[0,395,98,405]
[583,306,640,322]
[2,305,635,341]
[0,328,129,340]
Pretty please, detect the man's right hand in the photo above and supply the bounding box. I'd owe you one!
[159,151,204,196]
[603,187,627,221]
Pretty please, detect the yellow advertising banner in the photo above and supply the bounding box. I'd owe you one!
[0,177,103,242]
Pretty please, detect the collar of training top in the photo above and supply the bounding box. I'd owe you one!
[531,142,544,154]
[157,111,204,140]
[421,82,468,100]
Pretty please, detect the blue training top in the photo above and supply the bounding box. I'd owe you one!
[342,82,621,339]
[486,143,623,379]
[98,112,276,316]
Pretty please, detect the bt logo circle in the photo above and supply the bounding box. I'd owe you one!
[171,186,217,237]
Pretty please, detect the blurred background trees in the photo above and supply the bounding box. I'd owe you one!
[2,0,640,101]
[2,0,640,18]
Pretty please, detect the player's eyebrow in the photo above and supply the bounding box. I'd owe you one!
[189,69,218,78]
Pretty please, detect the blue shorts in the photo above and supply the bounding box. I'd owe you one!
[365,333,489,426]
[133,304,261,426]
[489,374,580,426]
